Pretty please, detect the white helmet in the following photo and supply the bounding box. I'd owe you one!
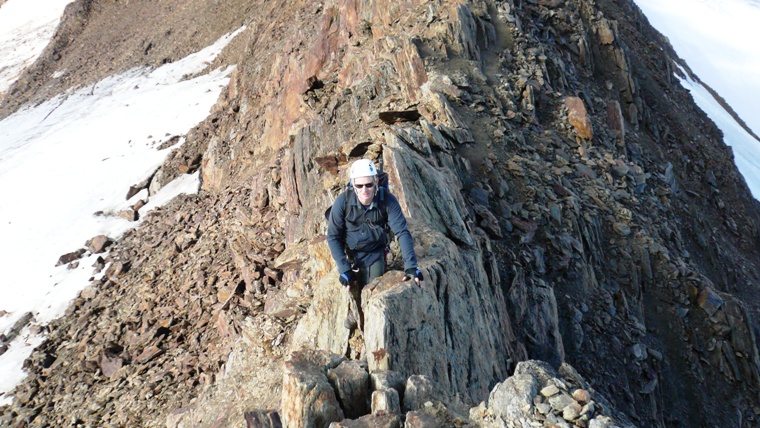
[349,159,377,179]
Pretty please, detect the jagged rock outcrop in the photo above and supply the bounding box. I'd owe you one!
[278,355,631,427]
[470,360,632,428]
[2,0,760,427]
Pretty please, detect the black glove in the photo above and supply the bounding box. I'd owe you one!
[404,268,423,282]
[339,270,355,286]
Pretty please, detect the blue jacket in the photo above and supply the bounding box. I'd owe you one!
[327,188,417,274]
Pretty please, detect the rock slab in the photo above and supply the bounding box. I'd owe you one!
[282,349,345,428]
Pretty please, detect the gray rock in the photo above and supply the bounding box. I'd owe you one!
[469,187,490,206]
[613,223,631,236]
[540,384,559,397]
[536,402,552,414]
[558,363,590,390]
[328,412,401,428]
[370,371,406,398]
[631,344,647,361]
[4,312,34,345]
[562,402,582,421]
[549,394,577,412]
[390,126,432,156]
[403,376,442,412]
[588,416,617,428]
[581,401,596,416]
[488,373,537,421]
[404,411,440,428]
[327,360,370,419]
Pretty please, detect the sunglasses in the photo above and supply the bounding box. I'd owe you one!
[354,182,375,189]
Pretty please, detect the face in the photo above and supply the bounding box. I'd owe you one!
[353,176,376,206]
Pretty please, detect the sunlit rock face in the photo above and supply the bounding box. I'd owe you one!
[3,0,760,427]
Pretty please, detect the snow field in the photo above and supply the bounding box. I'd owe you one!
[0,18,244,401]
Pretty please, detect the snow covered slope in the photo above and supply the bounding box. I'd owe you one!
[0,0,243,402]
[634,0,760,197]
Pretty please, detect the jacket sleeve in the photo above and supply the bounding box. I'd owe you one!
[327,192,353,274]
[385,193,418,270]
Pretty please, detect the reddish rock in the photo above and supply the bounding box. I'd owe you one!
[132,199,147,211]
[697,288,724,316]
[565,97,594,140]
[56,248,86,266]
[105,261,126,279]
[88,235,112,253]
[572,389,591,404]
[135,345,162,364]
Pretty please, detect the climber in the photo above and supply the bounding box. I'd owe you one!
[327,158,423,330]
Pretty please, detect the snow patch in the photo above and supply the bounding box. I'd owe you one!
[0,0,73,93]
[676,64,760,198]
[634,0,760,138]
[0,26,244,398]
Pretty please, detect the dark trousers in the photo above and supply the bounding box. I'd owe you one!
[348,258,385,328]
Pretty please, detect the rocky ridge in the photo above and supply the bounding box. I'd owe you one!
[2,0,760,427]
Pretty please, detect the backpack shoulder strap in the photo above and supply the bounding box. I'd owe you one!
[378,187,388,223]
[343,186,351,218]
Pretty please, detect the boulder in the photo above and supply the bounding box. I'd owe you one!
[327,360,370,419]
[402,376,444,412]
[371,389,400,415]
[282,349,345,428]
[118,209,138,221]
[488,374,537,421]
[87,235,112,253]
[369,370,406,400]
[565,97,594,140]
[56,248,86,266]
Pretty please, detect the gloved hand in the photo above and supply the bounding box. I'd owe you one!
[403,267,424,284]
[339,270,355,287]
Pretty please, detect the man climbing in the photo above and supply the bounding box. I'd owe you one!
[327,158,423,330]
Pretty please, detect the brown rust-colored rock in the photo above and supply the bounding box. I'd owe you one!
[87,235,112,254]
[565,96,594,140]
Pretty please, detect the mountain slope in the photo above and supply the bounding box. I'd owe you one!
[2,0,759,427]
